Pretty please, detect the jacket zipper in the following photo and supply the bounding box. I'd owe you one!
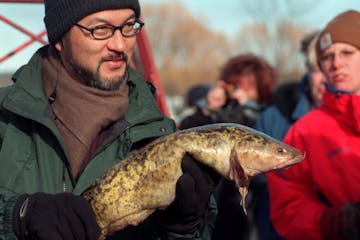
[62,164,67,192]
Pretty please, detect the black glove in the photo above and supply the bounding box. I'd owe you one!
[320,202,360,240]
[12,192,101,240]
[156,154,219,233]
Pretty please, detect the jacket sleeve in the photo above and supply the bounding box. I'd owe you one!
[0,188,19,240]
[266,125,327,240]
[0,109,18,240]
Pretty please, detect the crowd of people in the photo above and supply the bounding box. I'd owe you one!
[0,0,359,239]
[267,9,360,240]
[179,8,360,240]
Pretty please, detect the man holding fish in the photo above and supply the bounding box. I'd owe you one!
[0,0,304,239]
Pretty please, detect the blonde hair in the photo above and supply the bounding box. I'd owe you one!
[301,31,320,70]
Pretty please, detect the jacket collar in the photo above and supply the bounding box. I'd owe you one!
[322,90,360,135]
[325,83,351,95]
[4,47,55,128]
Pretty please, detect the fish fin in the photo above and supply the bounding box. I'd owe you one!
[229,150,249,215]
[239,187,248,215]
[229,163,235,180]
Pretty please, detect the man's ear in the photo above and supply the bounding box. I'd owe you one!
[55,40,63,52]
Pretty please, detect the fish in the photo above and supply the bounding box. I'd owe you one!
[82,123,304,238]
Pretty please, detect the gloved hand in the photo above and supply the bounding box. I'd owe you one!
[12,192,101,240]
[320,202,360,240]
[156,154,219,233]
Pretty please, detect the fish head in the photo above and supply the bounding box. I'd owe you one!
[231,129,304,178]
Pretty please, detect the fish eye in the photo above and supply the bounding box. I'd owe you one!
[277,148,286,153]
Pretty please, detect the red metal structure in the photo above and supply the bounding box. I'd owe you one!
[0,0,170,115]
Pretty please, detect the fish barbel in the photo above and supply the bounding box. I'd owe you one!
[83,123,303,237]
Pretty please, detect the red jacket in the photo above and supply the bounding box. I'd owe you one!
[267,91,360,239]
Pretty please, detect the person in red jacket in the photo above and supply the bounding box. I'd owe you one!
[267,9,360,240]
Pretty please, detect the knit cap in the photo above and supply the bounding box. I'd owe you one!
[44,0,141,45]
[316,10,360,58]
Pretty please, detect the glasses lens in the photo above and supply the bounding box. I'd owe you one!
[122,22,141,37]
[93,25,113,40]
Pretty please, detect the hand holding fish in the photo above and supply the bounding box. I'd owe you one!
[12,193,101,240]
[156,155,219,233]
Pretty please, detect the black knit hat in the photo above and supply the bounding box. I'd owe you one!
[44,0,141,45]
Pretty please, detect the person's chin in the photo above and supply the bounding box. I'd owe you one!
[101,73,125,87]
[333,83,351,92]
[101,67,126,79]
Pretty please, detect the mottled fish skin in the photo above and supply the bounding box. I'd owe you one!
[82,123,304,238]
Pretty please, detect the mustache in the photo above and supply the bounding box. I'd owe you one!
[102,52,128,63]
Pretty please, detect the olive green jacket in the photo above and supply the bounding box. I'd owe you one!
[0,46,216,240]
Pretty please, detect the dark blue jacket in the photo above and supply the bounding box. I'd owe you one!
[254,93,312,140]
[250,75,313,240]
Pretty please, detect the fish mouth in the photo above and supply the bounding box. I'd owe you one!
[272,154,304,171]
[244,154,304,177]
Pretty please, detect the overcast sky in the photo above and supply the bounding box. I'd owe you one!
[1,0,359,73]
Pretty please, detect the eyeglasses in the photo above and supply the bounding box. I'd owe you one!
[75,19,144,40]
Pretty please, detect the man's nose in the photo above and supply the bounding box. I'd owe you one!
[107,30,126,51]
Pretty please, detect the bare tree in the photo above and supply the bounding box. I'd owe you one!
[232,0,322,82]
[234,21,310,82]
[142,1,232,96]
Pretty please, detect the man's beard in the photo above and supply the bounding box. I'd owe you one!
[69,53,129,91]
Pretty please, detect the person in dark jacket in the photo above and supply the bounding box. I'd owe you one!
[210,55,276,240]
[0,1,218,239]
[179,54,277,240]
[179,54,276,130]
